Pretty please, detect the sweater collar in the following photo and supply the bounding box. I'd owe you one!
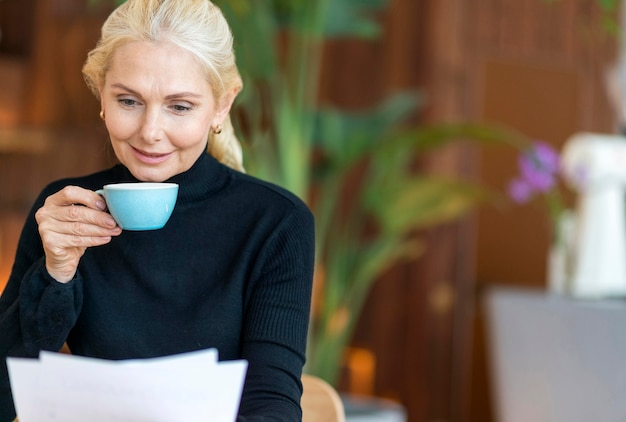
[170,152,231,203]
[113,151,230,204]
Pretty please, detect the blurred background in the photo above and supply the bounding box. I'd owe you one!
[0,0,620,421]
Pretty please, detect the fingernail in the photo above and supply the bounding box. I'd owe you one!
[105,217,117,227]
[96,200,106,210]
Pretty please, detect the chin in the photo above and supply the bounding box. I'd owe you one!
[128,167,173,183]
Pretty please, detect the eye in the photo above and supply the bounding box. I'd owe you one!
[171,103,192,113]
[118,98,139,107]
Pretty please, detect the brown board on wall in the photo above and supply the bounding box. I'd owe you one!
[476,58,580,287]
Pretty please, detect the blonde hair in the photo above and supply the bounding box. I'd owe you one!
[83,0,244,172]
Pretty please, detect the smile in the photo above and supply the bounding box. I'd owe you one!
[132,146,173,164]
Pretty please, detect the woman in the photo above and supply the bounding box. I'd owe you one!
[0,0,314,420]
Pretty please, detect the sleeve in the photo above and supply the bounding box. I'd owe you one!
[0,188,83,422]
[237,202,315,421]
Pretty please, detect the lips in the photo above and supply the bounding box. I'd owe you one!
[132,146,173,164]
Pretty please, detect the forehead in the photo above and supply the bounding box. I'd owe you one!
[106,40,210,92]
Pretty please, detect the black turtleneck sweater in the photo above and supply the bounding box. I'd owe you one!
[0,152,315,421]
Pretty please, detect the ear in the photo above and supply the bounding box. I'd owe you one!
[212,86,239,128]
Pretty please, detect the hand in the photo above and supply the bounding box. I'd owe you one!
[35,185,122,283]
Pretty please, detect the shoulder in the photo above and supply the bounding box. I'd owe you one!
[228,170,314,222]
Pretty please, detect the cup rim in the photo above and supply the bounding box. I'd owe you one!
[102,182,179,190]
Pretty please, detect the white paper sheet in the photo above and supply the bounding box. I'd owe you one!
[7,349,247,422]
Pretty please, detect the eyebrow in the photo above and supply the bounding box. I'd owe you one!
[110,83,203,99]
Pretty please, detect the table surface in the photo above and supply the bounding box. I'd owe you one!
[343,394,406,422]
[486,287,626,422]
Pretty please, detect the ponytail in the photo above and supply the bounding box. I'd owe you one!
[208,114,244,172]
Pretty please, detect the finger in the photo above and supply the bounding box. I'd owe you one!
[36,201,119,234]
[42,229,117,251]
[66,217,121,238]
[47,185,106,210]
[65,204,119,230]
[37,209,121,242]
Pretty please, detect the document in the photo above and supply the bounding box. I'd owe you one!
[7,349,247,422]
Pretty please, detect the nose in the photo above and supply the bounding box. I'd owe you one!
[140,107,164,143]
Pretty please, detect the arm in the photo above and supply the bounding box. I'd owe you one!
[237,203,315,421]
[0,184,120,422]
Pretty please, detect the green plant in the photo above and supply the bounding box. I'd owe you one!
[214,0,527,385]
[87,0,126,7]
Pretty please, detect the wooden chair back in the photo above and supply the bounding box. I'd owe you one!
[301,373,345,422]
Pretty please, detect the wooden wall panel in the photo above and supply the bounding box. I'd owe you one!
[0,0,36,56]
[477,60,580,286]
[466,1,618,421]
[25,0,107,126]
[0,1,114,292]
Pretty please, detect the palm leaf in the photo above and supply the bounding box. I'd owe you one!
[364,177,492,234]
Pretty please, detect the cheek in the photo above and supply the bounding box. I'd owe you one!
[105,116,135,142]
[169,120,211,148]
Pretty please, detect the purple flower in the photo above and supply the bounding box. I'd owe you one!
[506,141,568,244]
[518,141,560,192]
[508,177,533,203]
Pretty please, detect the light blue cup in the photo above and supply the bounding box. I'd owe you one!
[96,182,179,230]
